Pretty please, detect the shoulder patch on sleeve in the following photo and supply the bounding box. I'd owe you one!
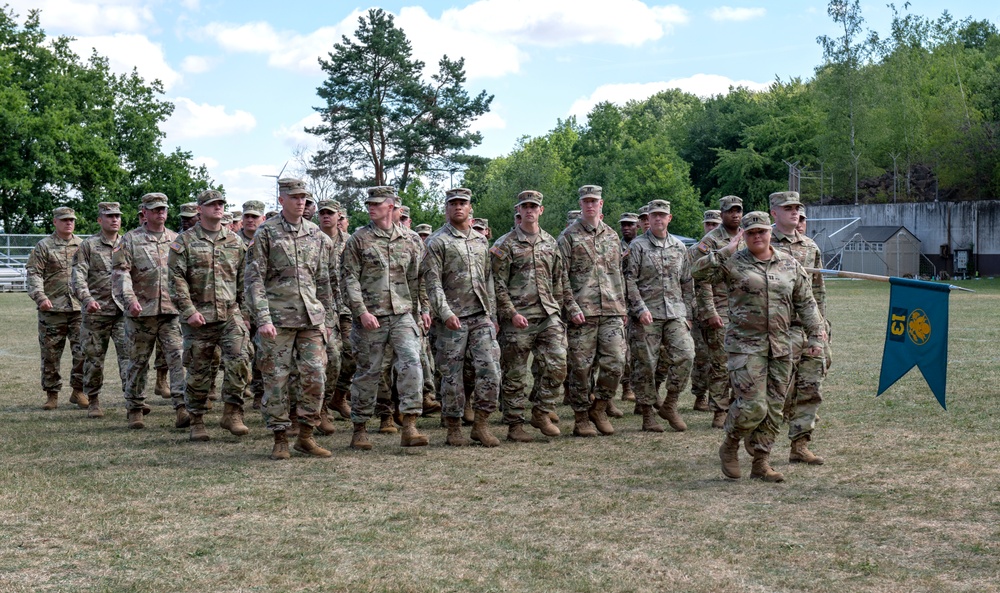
[169,241,183,252]
[622,247,630,259]
[697,241,710,254]
[112,243,122,254]
[489,246,506,260]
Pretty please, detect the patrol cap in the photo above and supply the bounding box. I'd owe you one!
[446,187,473,203]
[619,212,638,224]
[179,202,199,218]
[98,202,122,216]
[399,206,411,218]
[769,191,802,209]
[221,212,233,225]
[638,205,650,218]
[578,185,602,200]
[741,211,772,231]
[720,195,743,212]
[304,192,315,204]
[566,210,581,222]
[366,186,397,204]
[242,200,265,216]
[647,200,671,215]
[414,224,432,236]
[317,199,340,213]
[472,218,488,230]
[799,208,807,220]
[197,189,225,206]
[277,178,308,196]
[53,206,76,220]
[516,190,543,206]
[265,210,279,219]
[141,193,169,210]
[703,210,722,223]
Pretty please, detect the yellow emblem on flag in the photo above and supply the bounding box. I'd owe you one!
[907,309,931,345]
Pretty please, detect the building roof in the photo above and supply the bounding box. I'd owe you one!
[847,226,920,243]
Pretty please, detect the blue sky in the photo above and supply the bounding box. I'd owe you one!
[7,0,998,210]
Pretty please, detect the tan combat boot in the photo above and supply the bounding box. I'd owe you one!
[43,391,58,410]
[270,430,290,460]
[621,383,636,402]
[294,424,333,457]
[605,399,625,419]
[378,414,397,434]
[789,437,824,465]
[400,413,429,447]
[572,410,598,437]
[316,407,336,436]
[639,404,664,433]
[470,410,500,447]
[189,414,210,441]
[330,389,351,419]
[87,396,104,418]
[220,403,250,436]
[506,423,533,443]
[588,399,615,435]
[719,434,742,479]
[70,389,89,408]
[155,368,170,399]
[657,392,687,432]
[287,408,300,437]
[463,399,475,426]
[712,410,727,429]
[445,416,470,446]
[421,394,442,416]
[252,393,263,410]
[693,394,710,412]
[750,450,785,482]
[127,408,145,430]
[174,406,191,428]
[548,410,560,425]
[350,422,373,450]
[529,407,560,437]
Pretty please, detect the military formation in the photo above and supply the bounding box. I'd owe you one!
[30,181,829,482]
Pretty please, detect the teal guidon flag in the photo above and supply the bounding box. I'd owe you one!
[877,277,951,410]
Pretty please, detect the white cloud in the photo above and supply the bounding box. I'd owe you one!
[709,6,766,22]
[190,155,218,170]
[470,111,507,132]
[569,74,771,117]
[219,165,284,210]
[69,34,181,90]
[274,113,325,151]
[180,0,200,10]
[5,0,154,35]
[180,55,214,74]
[163,98,256,140]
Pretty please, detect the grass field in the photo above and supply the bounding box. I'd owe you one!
[1,280,998,593]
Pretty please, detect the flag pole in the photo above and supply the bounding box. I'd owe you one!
[805,268,975,293]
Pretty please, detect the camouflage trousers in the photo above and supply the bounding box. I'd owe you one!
[690,318,710,398]
[154,338,167,371]
[335,316,356,396]
[702,323,733,413]
[724,352,793,454]
[37,310,84,393]
[374,318,436,415]
[242,322,263,400]
[258,326,327,430]
[80,313,128,398]
[629,318,695,407]
[620,320,633,393]
[182,315,250,415]
[499,314,566,425]
[124,315,185,410]
[784,327,827,441]
[321,320,342,408]
[434,313,500,418]
[566,315,626,411]
[350,314,422,423]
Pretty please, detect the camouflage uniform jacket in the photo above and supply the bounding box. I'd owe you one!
[490,226,568,321]
[244,216,334,328]
[691,246,823,357]
[623,230,692,321]
[236,228,255,245]
[421,223,495,322]
[692,226,743,322]
[402,225,431,317]
[340,222,421,319]
[27,233,83,312]
[771,227,826,321]
[113,227,179,316]
[168,224,247,323]
[557,219,627,319]
[71,233,122,315]
[326,227,351,317]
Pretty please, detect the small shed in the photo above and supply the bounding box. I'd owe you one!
[841,226,921,277]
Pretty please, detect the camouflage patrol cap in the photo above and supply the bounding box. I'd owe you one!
[799,208,807,220]
[769,191,802,209]
[516,190,543,206]
[221,212,233,225]
[277,178,308,196]
[265,210,279,219]
[317,199,340,213]
[638,205,650,218]
[619,212,638,224]
[53,206,76,220]
[578,185,602,199]
[242,200,265,216]
[304,192,315,204]
[366,186,397,204]
[472,218,488,230]
[741,211,772,231]
[566,210,581,222]
[98,202,122,216]
[399,206,411,218]
[703,210,722,223]
[141,193,169,210]
[197,189,225,206]
[647,199,671,215]
[719,195,743,212]
[179,202,199,218]
[414,224,432,236]
[446,187,473,202]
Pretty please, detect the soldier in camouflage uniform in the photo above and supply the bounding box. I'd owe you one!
[71,202,127,418]
[315,199,350,432]
[245,178,336,460]
[693,196,744,428]
[27,206,85,410]
[686,210,722,413]
[769,191,828,466]
[490,190,566,443]
[692,211,825,483]
[169,189,251,441]
[617,212,639,405]
[558,185,628,437]
[236,200,266,409]
[341,186,427,450]
[179,202,199,232]
[637,205,650,233]
[113,193,188,429]
[415,224,432,239]
[624,199,695,433]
